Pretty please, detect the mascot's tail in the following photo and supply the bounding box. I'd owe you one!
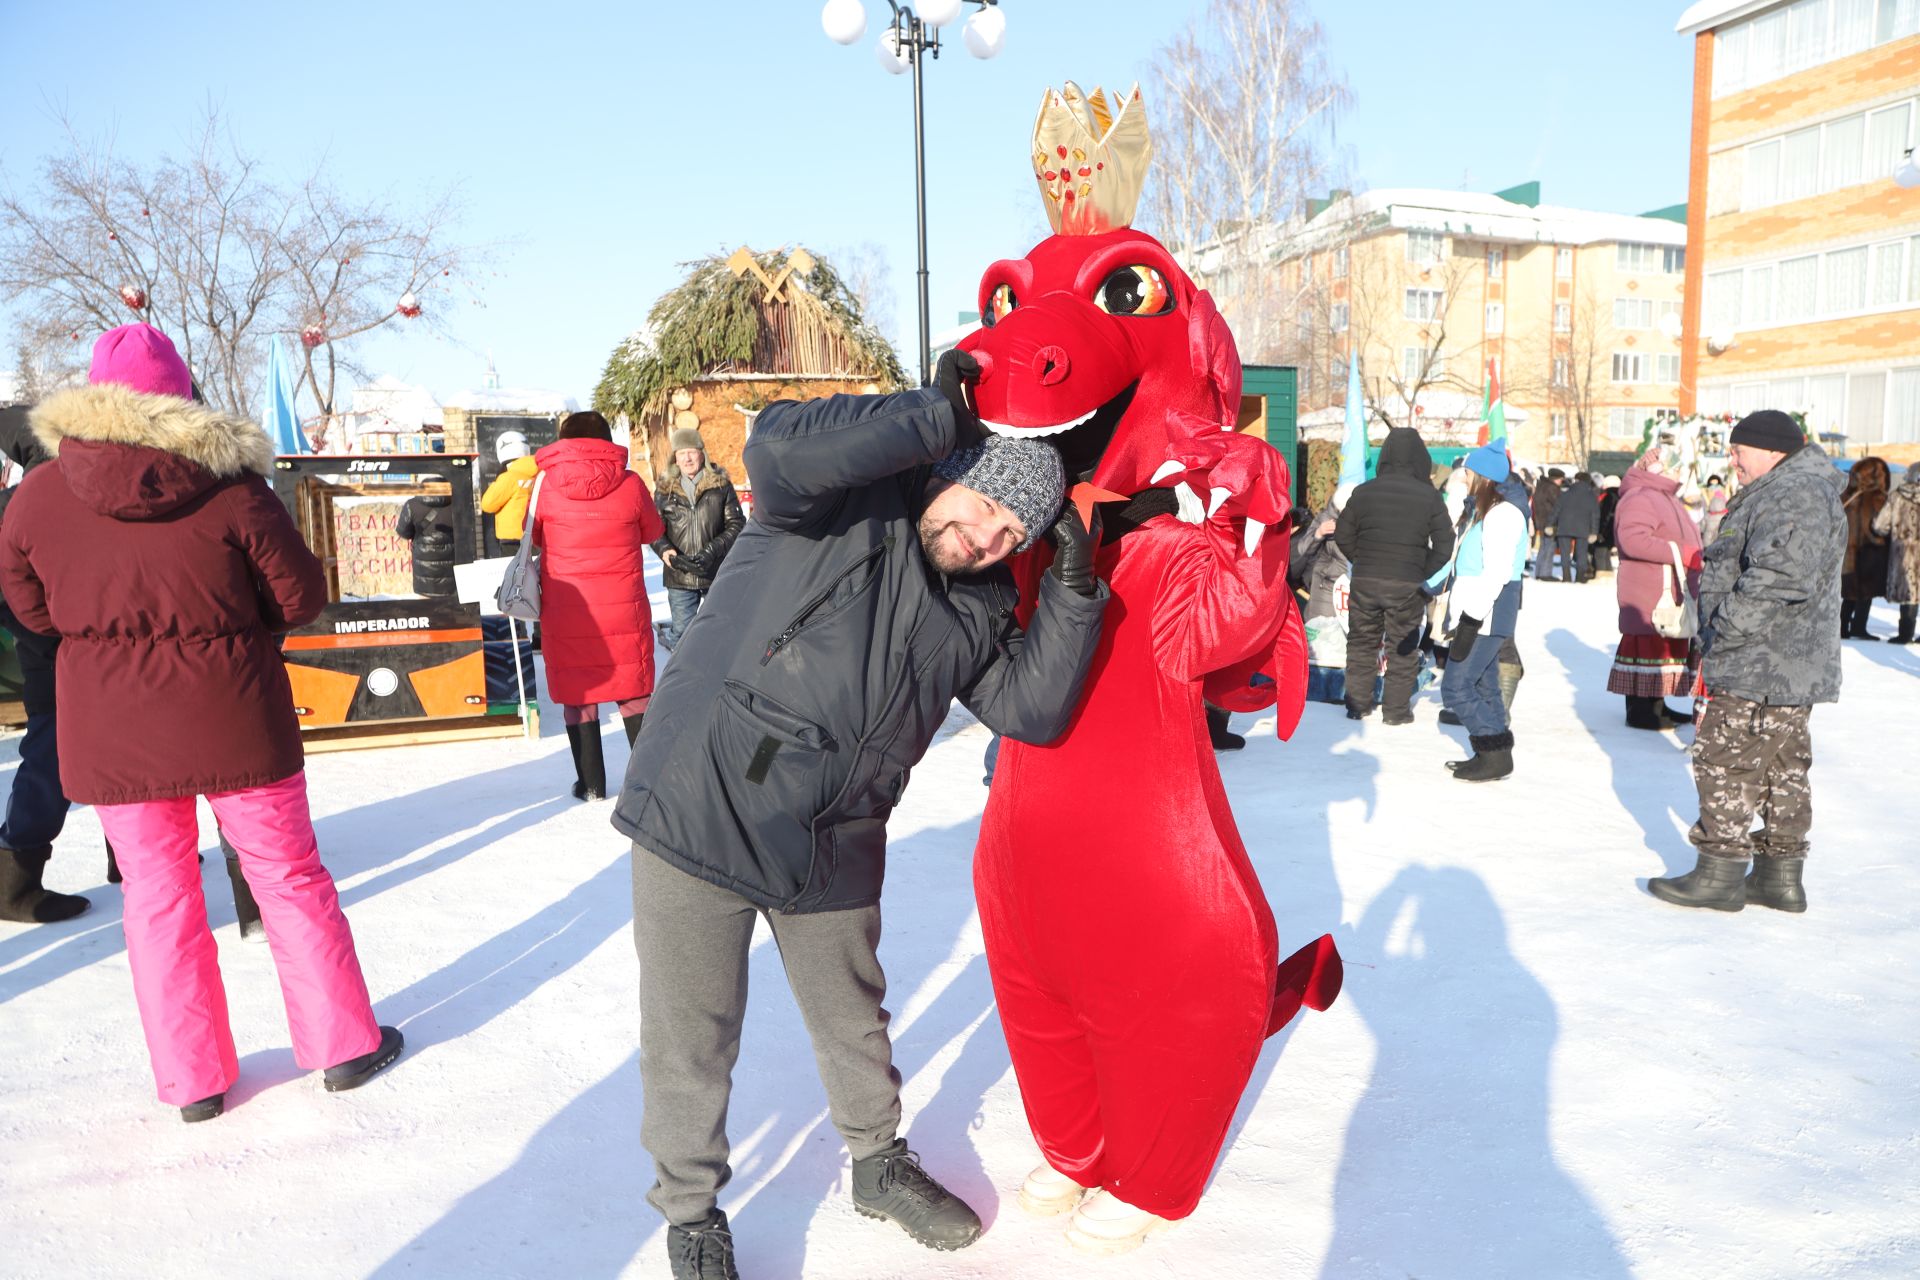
[1265,933,1343,1038]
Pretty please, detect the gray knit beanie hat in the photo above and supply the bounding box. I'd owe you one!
[933,436,1066,553]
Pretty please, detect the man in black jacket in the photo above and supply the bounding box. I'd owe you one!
[1333,427,1454,724]
[613,353,1108,1277]
[1549,471,1601,583]
[651,426,746,649]
[1531,468,1565,580]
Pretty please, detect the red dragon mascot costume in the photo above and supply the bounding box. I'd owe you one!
[964,83,1343,1254]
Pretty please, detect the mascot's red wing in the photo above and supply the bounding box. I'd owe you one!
[966,215,1336,1222]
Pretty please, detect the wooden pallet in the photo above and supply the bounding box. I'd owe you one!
[301,708,536,754]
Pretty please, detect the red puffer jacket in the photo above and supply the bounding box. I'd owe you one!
[1613,465,1702,637]
[0,384,326,804]
[532,438,664,705]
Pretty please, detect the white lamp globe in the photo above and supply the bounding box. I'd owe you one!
[1896,149,1920,189]
[919,0,964,26]
[875,27,911,74]
[822,0,867,45]
[963,5,1006,58]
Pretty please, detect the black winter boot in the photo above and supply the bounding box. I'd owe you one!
[1451,731,1514,782]
[1745,856,1808,913]
[668,1209,740,1280]
[323,1025,404,1092]
[1438,708,1462,726]
[1648,854,1746,911]
[850,1139,983,1251]
[1893,605,1917,644]
[180,1092,225,1124]
[1205,703,1245,750]
[221,836,264,942]
[1625,695,1665,731]
[0,847,91,923]
[1660,701,1696,726]
[622,712,644,749]
[565,724,606,801]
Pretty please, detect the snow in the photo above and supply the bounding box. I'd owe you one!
[441,387,580,414]
[2,576,1918,1278]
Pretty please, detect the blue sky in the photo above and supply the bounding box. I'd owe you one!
[1,1,1695,405]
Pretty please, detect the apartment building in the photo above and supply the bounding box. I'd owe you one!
[1678,0,1920,458]
[1250,186,1689,466]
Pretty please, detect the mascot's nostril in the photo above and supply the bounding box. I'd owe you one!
[1034,345,1070,386]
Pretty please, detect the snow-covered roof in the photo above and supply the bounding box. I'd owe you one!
[1316,189,1684,251]
[347,376,443,429]
[441,387,580,414]
[1676,0,1783,36]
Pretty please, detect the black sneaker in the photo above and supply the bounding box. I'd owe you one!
[668,1210,740,1280]
[180,1092,224,1124]
[850,1140,982,1251]
[323,1025,404,1092]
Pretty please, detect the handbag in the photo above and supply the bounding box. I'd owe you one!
[1651,541,1698,640]
[494,472,545,622]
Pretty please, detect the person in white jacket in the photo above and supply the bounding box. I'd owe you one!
[1432,443,1531,781]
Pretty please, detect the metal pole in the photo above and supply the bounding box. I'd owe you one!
[909,12,932,386]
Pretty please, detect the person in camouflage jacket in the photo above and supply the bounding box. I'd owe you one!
[1649,410,1844,916]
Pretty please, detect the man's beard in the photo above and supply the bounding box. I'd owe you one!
[917,512,983,575]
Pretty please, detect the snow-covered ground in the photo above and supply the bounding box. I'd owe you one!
[2,580,1917,1279]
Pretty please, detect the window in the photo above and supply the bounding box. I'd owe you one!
[1911,235,1920,301]
[1486,246,1504,277]
[1556,246,1573,277]
[1821,113,1866,191]
[1405,287,1444,320]
[1834,0,1875,53]
[1706,269,1743,331]
[1747,264,1775,326]
[1714,20,1751,95]
[1745,138,1782,208]
[1302,254,1314,284]
[1552,356,1570,388]
[1608,407,1644,437]
[1612,352,1648,383]
[1733,382,1769,416]
[1877,0,1920,44]
[1807,373,1847,433]
[1550,412,1567,441]
[1657,299,1684,329]
[1770,376,1806,408]
[1485,302,1504,334]
[1716,0,1918,96]
[1406,230,1445,265]
[1616,242,1664,273]
[1403,347,1445,382]
[1331,302,1349,332]
[1823,245,1869,312]
[1614,297,1654,329]
[1748,6,1789,84]
[1893,366,1920,444]
[1554,302,1571,332]
[1333,246,1349,279]
[1699,385,1732,417]
[1867,103,1914,178]
[1848,370,1887,442]
[1777,255,1818,321]
[1870,240,1905,306]
[1785,0,1830,70]
[1779,126,1821,202]
[1299,364,1311,401]
[1655,353,1681,383]
[1665,246,1686,274]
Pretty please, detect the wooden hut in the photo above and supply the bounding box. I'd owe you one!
[593,247,906,497]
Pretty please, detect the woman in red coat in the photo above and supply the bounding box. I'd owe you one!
[1608,444,1703,730]
[0,324,400,1122]
[532,411,664,800]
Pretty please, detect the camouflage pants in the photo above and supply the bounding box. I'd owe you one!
[1689,695,1813,862]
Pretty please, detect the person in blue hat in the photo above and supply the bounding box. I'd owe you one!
[1429,443,1532,781]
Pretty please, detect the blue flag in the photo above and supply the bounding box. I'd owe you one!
[263,336,309,455]
[1340,358,1368,486]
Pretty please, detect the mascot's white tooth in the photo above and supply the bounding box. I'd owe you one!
[1207,487,1231,518]
[1174,481,1204,525]
[1243,518,1265,555]
[1150,459,1185,483]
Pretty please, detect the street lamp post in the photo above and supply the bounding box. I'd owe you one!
[823,1,1006,386]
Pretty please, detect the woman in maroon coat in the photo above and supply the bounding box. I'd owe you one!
[532,411,665,800]
[0,324,400,1122]
[1607,444,1703,731]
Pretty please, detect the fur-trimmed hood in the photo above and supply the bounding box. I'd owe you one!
[655,461,732,504]
[28,384,274,520]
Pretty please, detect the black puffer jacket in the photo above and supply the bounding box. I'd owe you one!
[652,463,745,591]
[1333,427,1455,585]
[396,493,457,597]
[0,404,52,526]
[612,387,1109,914]
[1552,478,1600,538]
[1531,475,1562,530]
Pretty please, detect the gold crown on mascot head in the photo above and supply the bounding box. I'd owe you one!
[1031,82,1154,236]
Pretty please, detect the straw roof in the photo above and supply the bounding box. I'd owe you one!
[593,248,906,422]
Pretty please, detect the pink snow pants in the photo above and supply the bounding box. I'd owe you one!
[94,772,381,1105]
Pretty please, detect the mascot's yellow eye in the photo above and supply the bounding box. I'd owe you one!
[984,283,1017,327]
[1094,265,1174,317]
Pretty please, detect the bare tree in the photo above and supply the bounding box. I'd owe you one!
[1140,0,1348,362]
[828,241,895,347]
[0,112,472,442]
[1338,236,1486,430]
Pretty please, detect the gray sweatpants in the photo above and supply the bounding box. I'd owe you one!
[633,847,903,1226]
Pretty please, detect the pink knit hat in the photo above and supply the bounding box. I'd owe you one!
[89,324,193,399]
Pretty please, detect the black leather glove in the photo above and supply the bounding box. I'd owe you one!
[935,349,987,449]
[1047,502,1102,598]
[1449,615,1483,664]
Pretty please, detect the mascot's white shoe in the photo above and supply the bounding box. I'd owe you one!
[1018,1163,1087,1217]
[1063,1188,1172,1255]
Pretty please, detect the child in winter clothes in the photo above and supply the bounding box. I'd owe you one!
[1432,443,1530,781]
[0,324,401,1122]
